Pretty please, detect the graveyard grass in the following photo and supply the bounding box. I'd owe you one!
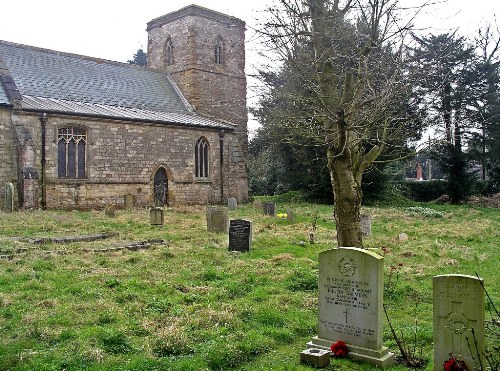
[0,202,498,370]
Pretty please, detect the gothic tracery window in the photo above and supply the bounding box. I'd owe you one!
[195,137,210,178]
[58,127,87,178]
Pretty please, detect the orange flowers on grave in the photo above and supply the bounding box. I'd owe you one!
[330,340,348,358]
[443,356,467,371]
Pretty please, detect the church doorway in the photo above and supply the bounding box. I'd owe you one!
[153,167,168,206]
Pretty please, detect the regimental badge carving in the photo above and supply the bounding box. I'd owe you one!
[338,257,356,277]
[447,312,468,335]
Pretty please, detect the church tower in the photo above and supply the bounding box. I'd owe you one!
[146,5,248,161]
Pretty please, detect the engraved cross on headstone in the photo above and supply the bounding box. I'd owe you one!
[343,308,349,324]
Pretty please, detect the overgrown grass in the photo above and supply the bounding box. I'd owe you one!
[0,202,498,370]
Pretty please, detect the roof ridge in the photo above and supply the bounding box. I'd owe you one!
[0,39,163,73]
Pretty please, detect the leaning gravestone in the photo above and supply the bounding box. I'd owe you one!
[206,206,228,233]
[307,247,394,368]
[433,274,485,371]
[262,202,276,216]
[227,197,237,210]
[228,219,252,252]
[4,182,14,212]
[361,214,372,238]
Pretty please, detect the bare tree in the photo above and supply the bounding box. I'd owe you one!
[256,0,425,247]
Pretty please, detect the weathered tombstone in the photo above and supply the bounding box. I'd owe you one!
[4,182,14,212]
[228,219,252,252]
[361,214,372,238]
[287,209,295,222]
[307,247,394,368]
[227,197,237,210]
[105,204,116,217]
[124,194,136,208]
[253,199,262,211]
[206,206,228,233]
[150,207,164,226]
[433,274,485,371]
[262,202,276,216]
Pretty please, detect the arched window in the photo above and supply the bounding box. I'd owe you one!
[57,127,87,178]
[214,38,223,64]
[165,38,174,66]
[195,137,210,178]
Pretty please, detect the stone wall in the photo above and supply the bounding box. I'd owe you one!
[0,109,246,209]
[0,107,18,209]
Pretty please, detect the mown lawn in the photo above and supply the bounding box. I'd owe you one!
[0,202,498,370]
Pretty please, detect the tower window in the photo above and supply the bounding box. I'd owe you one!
[214,39,223,64]
[195,137,210,178]
[58,127,87,178]
[166,38,174,66]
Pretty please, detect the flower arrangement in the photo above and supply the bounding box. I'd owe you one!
[276,213,288,219]
[443,356,467,371]
[330,340,349,358]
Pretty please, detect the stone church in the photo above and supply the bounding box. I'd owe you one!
[0,5,249,210]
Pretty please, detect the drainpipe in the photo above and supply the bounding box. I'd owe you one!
[219,130,225,204]
[39,113,47,209]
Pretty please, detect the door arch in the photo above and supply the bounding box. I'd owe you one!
[153,167,168,206]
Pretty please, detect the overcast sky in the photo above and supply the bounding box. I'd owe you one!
[1,0,498,133]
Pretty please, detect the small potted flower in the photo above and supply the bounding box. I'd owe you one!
[330,340,349,358]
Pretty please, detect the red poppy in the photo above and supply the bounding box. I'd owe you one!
[443,357,467,371]
[330,340,348,358]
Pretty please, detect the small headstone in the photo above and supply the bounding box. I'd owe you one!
[262,202,276,216]
[300,348,330,368]
[361,214,372,238]
[124,194,135,208]
[287,210,295,222]
[227,197,237,210]
[398,233,408,241]
[433,274,485,371]
[206,206,228,233]
[4,182,15,212]
[150,207,164,226]
[105,204,116,217]
[228,219,252,252]
[307,247,394,368]
[253,199,262,210]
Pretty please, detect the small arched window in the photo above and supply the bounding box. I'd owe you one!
[165,38,174,66]
[57,127,87,178]
[214,38,223,64]
[195,137,210,178]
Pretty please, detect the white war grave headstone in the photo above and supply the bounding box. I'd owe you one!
[433,274,485,371]
[307,247,395,368]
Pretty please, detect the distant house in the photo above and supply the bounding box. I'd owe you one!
[0,5,248,210]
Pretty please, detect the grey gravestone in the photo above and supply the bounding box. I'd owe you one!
[307,247,394,368]
[300,348,330,368]
[287,209,295,222]
[124,194,136,208]
[361,214,372,238]
[105,204,116,217]
[253,199,262,210]
[4,182,14,212]
[150,207,164,226]
[206,206,228,233]
[229,219,252,252]
[262,202,276,216]
[227,197,237,210]
[433,274,485,371]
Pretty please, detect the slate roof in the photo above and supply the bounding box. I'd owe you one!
[0,40,234,130]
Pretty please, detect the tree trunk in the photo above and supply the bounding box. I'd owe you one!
[327,146,363,248]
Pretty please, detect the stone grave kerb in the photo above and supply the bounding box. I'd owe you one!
[433,274,485,371]
[307,246,394,368]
